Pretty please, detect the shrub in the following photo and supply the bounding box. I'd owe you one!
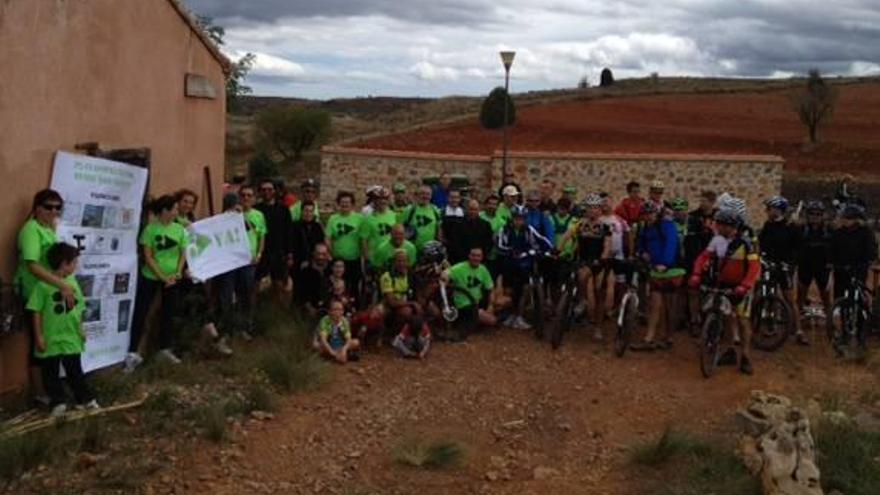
[196,401,228,443]
[479,87,516,130]
[817,419,880,495]
[393,438,465,469]
[248,150,279,184]
[255,107,332,163]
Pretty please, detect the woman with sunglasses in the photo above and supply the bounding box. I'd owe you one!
[16,189,75,307]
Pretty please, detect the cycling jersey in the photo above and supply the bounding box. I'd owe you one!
[575,219,610,262]
[600,214,629,260]
[758,219,800,264]
[693,234,760,290]
[614,197,644,226]
[637,219,680,268]
[497,225,554,270]
[524,208,555,241]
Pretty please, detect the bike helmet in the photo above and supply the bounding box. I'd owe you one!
[373,186,390,199]
[583,193,603,207]
[511,204,528,217]
[805,200,826,215]
[392,182,406,193]
[650,180,665,191]
[764,195,789,213]
[365,185,382,197]
[301,178,319,190]
[419,241,447,265]
[841,203,867,220]
[640,201,659,215]
[714,208,740,226]
[670,197,689,212]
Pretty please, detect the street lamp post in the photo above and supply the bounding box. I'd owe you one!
[500,50,515,183]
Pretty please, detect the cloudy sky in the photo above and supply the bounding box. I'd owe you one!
[184,0,880,99]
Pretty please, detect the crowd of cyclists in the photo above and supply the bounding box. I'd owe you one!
[14,173,879,412]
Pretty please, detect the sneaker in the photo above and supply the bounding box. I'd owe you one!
[157,349,182,365]
[214,337,234,357]
[513,316,532,331]
[33,394,51,408]
[50,404,68,417]
[76,399,101,411]
[795,333,810,346]
[739,356,754,375]
[123,352,143,374]
[592,328,604,342]
[201,322,219,340]
[573,302,587,318]
[502,315,517,328]
[718,348,738,366]
[240,331,254,342]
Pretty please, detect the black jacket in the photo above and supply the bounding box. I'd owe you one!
[758,219,800,264]
[445,216,494,264]
[291,220,325,265]
[830,225,878,268]
[256,201,293,257]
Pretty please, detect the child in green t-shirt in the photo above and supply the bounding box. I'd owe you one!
[26,242,98,416]
[312,300,360,364]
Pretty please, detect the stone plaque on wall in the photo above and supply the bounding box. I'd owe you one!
[185,73,217,99]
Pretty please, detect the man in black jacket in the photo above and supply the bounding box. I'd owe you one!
[831,204,878,300]
[445,199,494,264]
[290,201,325,270]
[255,179,293,302]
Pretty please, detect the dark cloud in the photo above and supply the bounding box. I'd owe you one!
[183,0,495,26]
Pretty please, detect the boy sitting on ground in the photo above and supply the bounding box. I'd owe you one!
[392,315,431,359]
[27,242,99,416]
[312,300,360,364]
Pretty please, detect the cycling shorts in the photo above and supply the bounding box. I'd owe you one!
[797,263,831,291]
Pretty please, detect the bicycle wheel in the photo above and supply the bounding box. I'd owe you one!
[551,287,571,350]
[699,313,722,378]
[615,293,638,357]
[751,296,792,352]
[532,282,545,340]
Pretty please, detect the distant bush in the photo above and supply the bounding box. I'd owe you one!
[255,107,332,163]
[479,87,516,130]
[578,76,590,89]
[600,68,615,87]
[248,150,279,183]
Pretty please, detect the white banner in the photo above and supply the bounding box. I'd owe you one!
[185,212,251,281]
[50,151,148,372]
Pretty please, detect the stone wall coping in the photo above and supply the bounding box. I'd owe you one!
[492,150,785,163]
[322,146,491,163]
[323,146,785,164]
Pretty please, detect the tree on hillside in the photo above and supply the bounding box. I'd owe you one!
[792,69,838,144]
[248,150,279,183]
[600,68,614,87]
[255,107,332,163]
[196,15,256,112]
[577,76,590,89]
[479,87,516,130]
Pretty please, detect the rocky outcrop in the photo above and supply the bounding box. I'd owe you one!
[736,391,823,495]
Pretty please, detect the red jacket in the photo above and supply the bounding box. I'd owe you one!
[614,197,644,225]
[691,235,760,290]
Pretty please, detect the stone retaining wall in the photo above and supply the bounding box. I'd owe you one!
[321,147,784,223]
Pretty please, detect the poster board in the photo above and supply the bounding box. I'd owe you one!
[50,151,148,372]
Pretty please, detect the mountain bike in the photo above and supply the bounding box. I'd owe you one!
[615,260,649,357]
[548,259,584,350]
[698,286,736,378]
[828,265,875,357]
[750,257,794,351]
[517,250,553,340]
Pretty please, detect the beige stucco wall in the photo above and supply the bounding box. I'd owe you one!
[321,148,783,223]
[0,0,226,394]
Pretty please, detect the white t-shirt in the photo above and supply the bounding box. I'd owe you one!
[600,214,630,260]
[443,206,464,218]
[706,234,731,258]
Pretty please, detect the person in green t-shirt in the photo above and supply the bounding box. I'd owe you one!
[496,184,520,224]
[370,224,416,271]
[15,189,75,306]
[360,187,397,263]
[312,300,360,363]
[552,197,577,259]
[392,182,410,218]
[290,178,320,221]
[479,194,507,275]
[26,242,98,415]
[126,195,189,373]
[377,250,421,325]
[442,247,501,327]
[325,191,365,293]
[402,185,441,252]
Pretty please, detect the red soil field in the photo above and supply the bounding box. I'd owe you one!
[357,82,880,176]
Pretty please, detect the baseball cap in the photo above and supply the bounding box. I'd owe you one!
[502,185,520,196]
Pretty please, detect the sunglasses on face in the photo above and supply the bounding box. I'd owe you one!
[41,203,63,211]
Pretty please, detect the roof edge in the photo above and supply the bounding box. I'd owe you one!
[167,0,233,74]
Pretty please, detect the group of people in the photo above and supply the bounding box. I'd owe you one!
[14,173,878,414]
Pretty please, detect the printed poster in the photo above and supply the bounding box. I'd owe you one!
[185,212,251,281]
[50,151,148,372]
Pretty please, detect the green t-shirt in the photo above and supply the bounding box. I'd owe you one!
[361,209,398,257]
[318,315,350,349]
[380,271,411,300]
[244,209,267,259]
[479,211,507,260]
[15,218,58,299]
[326,212,364,261]
[402,204,440,251]
[139,221,188,281]
[552,213,577,258]
[26,276,85,358]
[290,201,319,222]
[496,203,514,225]
[448,261,493,309]
[370,239,417,271]
[174,216,192,228]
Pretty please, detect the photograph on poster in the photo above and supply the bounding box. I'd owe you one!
[117,299,131,334]
[82,204,105,228]
[113,273,130,294]
[83,299,102,323]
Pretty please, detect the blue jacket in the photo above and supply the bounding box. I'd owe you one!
[638,219,680,267]
[497,224,554,270]
[525,208,555,241]
[430,186,449,209]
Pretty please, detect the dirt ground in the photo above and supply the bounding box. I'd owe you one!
[358,82,880,176]
[166,319,876,495]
